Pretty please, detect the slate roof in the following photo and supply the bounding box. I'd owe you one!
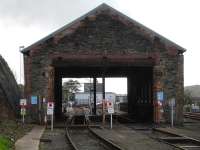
[21,3,186,53]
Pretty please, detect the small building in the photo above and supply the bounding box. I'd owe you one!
[116,94,127,103]
[191,97,200,112]
[84,83,103,93]
[75,92,116,105]
[192,97,200,105]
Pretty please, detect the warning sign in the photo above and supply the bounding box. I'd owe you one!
[108,107,114,114]
[47,102,54,115]
[107,101,114,114]
[20,99,27,106]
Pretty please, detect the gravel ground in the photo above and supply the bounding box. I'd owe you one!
[39,128,72,150]
[39,118,200,150]
[156,118,200,140]
[92,125,179,150]
[68,128,111,150]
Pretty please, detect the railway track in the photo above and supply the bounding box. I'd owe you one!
[152,128,200,150]
[114,114,136,124]
[66,126,123,150]
[125,124,200,150]
[65,113,200,150]
[184,112,200,121]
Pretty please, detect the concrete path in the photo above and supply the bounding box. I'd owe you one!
[15,125,45,150]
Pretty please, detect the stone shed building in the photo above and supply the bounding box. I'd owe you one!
[21,4,185,124]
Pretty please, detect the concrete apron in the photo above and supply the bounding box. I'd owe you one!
[15,125,45,150]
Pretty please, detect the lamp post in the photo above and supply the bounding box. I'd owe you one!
[19,46,25,85]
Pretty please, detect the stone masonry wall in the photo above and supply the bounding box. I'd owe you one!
[24,13,184,123]
[28,13,155,96]
[154,51,184,124]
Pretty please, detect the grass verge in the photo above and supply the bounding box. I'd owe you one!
[0,119,33,149]
[0,135,12,150]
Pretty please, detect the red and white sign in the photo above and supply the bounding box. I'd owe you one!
[47,102,54,115]
[107,101,114,114]
[48,102,54,108]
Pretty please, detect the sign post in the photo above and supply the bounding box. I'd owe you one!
[47,102,54,131]
[108,109,114,129]
[20,99,27,125]
[102,99,106,126]
[170,98,175,127]
[107,101,114,129]
[51,112,53,131]
[20,108,26,124]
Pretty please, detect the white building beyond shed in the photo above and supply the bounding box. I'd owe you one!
[75,92,116,105]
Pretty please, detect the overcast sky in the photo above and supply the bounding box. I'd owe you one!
[0,0,200,93]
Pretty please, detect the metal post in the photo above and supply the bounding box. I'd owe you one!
[22,113,25,124]
[19,50,21,84]
[171,98,175,128]
[21,103,25,127]
[51,113,54,131]
[171,101,173,127]
[89,78,92,114]
[19,46,24,84]
[102,77,105,99]
[110,113,113,129]
[93,77,96,115]
[102,77,105,126]
[44,115,47,128]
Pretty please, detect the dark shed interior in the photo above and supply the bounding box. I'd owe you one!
[53,58,154,122]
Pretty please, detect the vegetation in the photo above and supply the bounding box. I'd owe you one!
[0,136,12,150]
[184,90,193,112]
[184,90,192,105]
[62,80,81,102]
[18,84,24,97]
[185,85,200,97]
[0,119,33,149]
[184,85,200,112]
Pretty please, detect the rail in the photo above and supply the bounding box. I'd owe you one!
[153,128,200,150]
[184,112,200,121]
[65,126,124,150]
